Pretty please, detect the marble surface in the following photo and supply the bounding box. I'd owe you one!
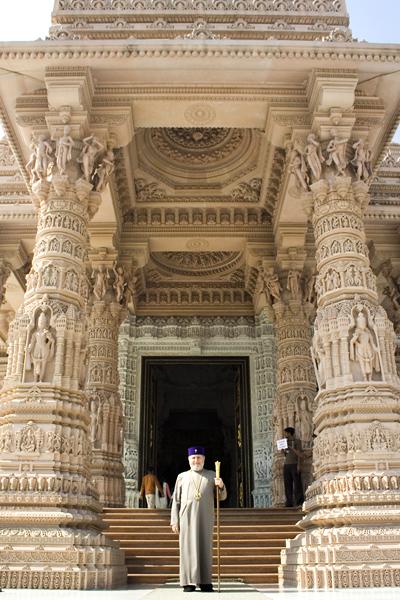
[2,583,400,599]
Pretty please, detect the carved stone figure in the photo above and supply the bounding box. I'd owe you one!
[26,311,56,382]
[352,139,372,182]
[326,129,348,175]
[287,270,301,300]
[94,148,115,191]
[297,396,313,441]
[0,263,10,305]
[263,267,282,303]
[92,265,110,301]
[305,271,317,304]
[304,133,324,181]
[113,263,127,304]
[349,310,381,381]
[26,135,54,183]
[56,125,74,175]
[79,134,104,182]
[289,144,309,191]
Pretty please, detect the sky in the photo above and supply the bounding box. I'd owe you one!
[0,0,398,138]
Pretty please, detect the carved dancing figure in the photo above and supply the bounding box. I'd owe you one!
[349,310,381,381]
[26,135,54,183]
[263,267,282,303]
[304,133,325,181]
[289,143,309,191]
[326,129,348,176]
[351,139,372,182]
[56,125,74,175]
[113,263,127,304]
[79,134,104,183]
[94,148,115,192]
[26,311,56,382]
[92,265,110,301]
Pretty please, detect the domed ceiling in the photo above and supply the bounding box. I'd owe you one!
[135,126,260,191]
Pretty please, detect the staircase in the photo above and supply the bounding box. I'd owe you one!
[103,508,302,585]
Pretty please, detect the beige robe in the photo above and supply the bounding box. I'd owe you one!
[171,468,227,586]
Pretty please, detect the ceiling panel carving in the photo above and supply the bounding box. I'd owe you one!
[136,127,259,190]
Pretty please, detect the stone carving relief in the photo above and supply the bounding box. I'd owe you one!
[288,131,373,191]
[349,306,381,382]
[25,309,56,383]
[26,135,54,184]
[0,263,11,305]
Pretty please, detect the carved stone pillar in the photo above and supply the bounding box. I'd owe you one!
[0,127,125,586]
[270,272,317,506]
[281,177,400,588]
[86,285,126,507]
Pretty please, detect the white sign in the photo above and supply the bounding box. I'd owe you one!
[276,438,288,450]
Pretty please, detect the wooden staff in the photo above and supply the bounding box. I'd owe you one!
[215,460,221,593]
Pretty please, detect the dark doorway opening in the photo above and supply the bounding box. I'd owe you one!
[139,357,253,507]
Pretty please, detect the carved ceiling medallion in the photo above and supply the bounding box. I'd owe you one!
[150,251,243,278]
[137,127,258,188]
[148,127,245,167]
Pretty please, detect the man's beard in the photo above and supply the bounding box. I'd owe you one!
[190,464,204,472]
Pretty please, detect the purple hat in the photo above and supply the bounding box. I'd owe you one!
[188,446,205,456]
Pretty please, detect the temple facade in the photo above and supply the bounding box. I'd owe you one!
[0,0,399,590]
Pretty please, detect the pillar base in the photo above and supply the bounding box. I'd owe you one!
[280,520,400,589]
[0,523,126,589]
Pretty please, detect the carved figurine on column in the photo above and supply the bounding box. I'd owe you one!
[263,267,282,304]
[349,308,381,381]
[56,125,74,175]
[289,142,309,192]
[92,265,110,301]
[0,263,10,305]
[26,135,54,184]
[304,133,325,181]
[113,263,127,304]
[326,129,348,176]
[93,147,115,192]
[79,134,104,183]
[287,270,301,301]
[25,310,56,383]
[351,139,372,183]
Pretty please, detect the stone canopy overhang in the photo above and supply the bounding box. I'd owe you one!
[0,37,398,315]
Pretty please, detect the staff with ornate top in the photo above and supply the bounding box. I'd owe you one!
[171,446,227,593]
[215,460,221,593]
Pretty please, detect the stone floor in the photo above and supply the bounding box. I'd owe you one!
[2,583,400,599]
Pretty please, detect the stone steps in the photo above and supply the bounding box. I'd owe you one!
[103,507,302,585]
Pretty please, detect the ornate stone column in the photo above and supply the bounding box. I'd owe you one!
[258,265,317,505]
[281,174,400,588]
[0,115,125,588]
[86,262,127,507]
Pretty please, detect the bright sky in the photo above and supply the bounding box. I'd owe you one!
[0,0,398,139]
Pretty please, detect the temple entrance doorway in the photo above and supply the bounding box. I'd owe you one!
[139,356,253,507]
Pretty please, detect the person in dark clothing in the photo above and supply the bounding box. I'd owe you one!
[283,427,304,507]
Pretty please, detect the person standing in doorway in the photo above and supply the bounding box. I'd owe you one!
[140,467,163,509]
[171,446,227,593]
[282,427,304,507]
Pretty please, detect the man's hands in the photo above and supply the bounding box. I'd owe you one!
[171,524,179,534]
[214,478,224,489]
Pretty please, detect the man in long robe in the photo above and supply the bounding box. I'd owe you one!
[171,446,227,593]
